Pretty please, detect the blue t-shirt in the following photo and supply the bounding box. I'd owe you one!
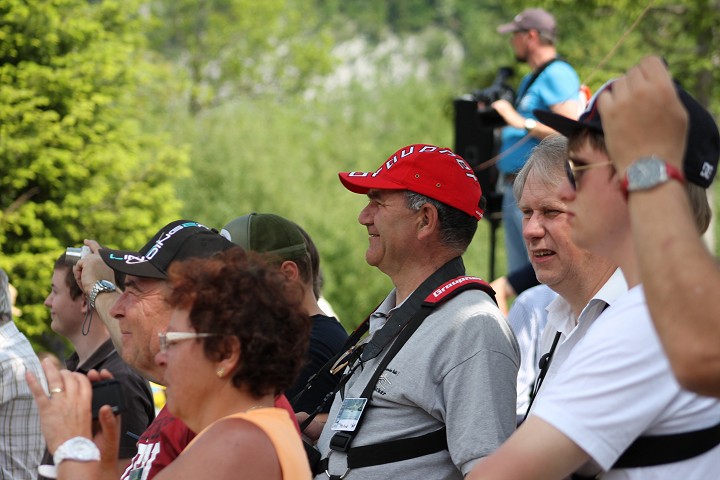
[498,61,580,173]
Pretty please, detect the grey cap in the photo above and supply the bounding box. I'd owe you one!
[497,8,556,39]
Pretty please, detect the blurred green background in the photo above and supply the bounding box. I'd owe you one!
[1,0,719,355]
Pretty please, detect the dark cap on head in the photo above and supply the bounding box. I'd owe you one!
[534,80,720,188]
[497,8,556,39]
[338,144,484,220]
[99,220,235,279]
[220,213,308,261]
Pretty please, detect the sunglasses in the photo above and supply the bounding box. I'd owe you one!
[565,159,613,190]
[158,331,217,353]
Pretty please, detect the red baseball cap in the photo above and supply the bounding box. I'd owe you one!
[338,144,484,220]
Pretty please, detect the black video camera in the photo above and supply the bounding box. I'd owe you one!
[91,379,125,419]
[469,67,516,128]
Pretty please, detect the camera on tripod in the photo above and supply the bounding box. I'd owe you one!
[453,66,516,220]
[468,67,515,128]
[453,66,516,278]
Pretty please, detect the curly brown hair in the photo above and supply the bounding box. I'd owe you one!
[167,247,311,397]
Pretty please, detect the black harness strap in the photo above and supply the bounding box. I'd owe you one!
[321,427,447,471]
[320,258,495,476]
[570,421,720,479]
[612,419,720,469]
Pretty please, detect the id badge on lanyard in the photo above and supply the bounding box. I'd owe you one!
[330,398,368,432]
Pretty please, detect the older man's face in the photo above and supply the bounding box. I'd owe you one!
[357,189,422,277]
[110,274,173,382]
[520,169,596,296]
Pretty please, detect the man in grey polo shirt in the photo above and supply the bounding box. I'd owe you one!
[312,144,519,479]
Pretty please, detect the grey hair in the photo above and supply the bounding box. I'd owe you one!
[513,134,568,202]
[404,191,478,253]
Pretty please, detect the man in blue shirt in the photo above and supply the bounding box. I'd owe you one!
[493,8,580,273]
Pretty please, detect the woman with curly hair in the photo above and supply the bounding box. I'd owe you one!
[29,247,312,480]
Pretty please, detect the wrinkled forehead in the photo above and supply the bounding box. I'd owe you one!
[519,173,566,208]
[367,188,404,200]
[124,274,171,299]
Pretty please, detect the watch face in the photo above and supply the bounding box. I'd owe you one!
[627,158,668,191]
[99,280,115,291]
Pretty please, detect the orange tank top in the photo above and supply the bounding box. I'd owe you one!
[186,407,311,480]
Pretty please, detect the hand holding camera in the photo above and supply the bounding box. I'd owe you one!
[27,360,124,479]
[64,246,91,266]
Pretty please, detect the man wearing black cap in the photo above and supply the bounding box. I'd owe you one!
[493,7,581,275]
[467,67,720,479]
[596,56,720,398]
[74,220,300,480]
[313,144,519,479]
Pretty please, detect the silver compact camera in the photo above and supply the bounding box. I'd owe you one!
[65,246,91,266]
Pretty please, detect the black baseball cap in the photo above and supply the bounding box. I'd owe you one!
[99,220,236,279]
[535,80,720,188]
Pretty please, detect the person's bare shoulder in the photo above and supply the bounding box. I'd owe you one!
[155,417,281,480]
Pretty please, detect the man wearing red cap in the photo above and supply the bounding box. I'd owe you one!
[493,8,581,275]
[313,145,519,479]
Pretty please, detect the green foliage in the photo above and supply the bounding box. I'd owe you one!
[0,0,187,349]
[5,0,719,342]
[146,0,335,114]
[172,78,496,329]
[168,0,720,332]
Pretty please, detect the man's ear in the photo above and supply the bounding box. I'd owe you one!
[417,203,440,240]
[279,260,301,281]
[80,296,88,315]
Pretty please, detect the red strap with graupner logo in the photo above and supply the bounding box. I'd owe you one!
[424,276,496,306]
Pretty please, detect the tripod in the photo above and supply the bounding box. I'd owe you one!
[453,98,503,280]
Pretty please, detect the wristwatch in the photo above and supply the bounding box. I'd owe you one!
[524,117,538,132]
[88,279,116,309]
[53,436,100,465]
[621,156,685,196]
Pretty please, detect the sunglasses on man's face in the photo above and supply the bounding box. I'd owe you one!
[564,159,614,190]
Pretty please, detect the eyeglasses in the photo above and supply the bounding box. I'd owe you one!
[158,331,217,353]
[565,159,613,190]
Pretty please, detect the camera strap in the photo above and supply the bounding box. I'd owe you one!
[522,330,562,422]
[296,314,374,432]
[514,57,564,106]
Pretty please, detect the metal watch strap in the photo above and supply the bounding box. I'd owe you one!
[89,280,115,309]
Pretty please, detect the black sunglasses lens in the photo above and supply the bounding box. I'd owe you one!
[564,161,576,190]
